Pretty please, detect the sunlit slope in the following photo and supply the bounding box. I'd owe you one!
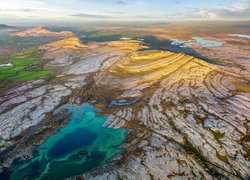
[113,51,191,74]
[99,50,224,89]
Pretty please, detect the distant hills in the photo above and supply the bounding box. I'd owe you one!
[14,27,74,37]
[0,24,15,29]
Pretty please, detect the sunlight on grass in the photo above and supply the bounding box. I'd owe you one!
[0,49,52,88]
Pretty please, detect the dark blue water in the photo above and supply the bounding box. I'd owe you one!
[48,128,96,158]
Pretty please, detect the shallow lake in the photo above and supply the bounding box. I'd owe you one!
[193,37,223,47]
[6,103,127,180]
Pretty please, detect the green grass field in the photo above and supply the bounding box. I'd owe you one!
[0,49,52,88]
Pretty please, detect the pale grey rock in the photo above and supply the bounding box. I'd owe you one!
[0,84,71,144]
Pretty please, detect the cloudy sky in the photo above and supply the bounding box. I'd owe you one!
[0,0,249,25]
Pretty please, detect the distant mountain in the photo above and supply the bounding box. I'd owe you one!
[0,24,15,29]
[14,26,74,37]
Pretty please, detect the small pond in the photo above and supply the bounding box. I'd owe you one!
[192,37,223,47]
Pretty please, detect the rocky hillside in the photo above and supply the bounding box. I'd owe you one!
[88,50,250,179]
[0,37,249,179]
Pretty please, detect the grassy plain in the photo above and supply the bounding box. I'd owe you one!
[0,49,52,88]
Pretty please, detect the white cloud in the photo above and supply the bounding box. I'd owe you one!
[0,0,249,23]
[165,2,250,20]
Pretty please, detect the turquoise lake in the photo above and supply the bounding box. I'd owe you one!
[6,103,128,180]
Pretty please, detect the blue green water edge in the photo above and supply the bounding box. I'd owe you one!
[5,103,128,180]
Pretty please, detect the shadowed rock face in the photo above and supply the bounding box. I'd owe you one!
[0,37,249,179]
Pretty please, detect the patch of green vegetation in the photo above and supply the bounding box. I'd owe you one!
[117,176,123,180]
[202,58,219,65]
[0,49,52,88]
[0,56,9,64]
[181,139,227,177]
[183,140,203,157]
[246,149,250,160]
[216,152,229,163]
[211,131,225,144]
[0,38,40,49]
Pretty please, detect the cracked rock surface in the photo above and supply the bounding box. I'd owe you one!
[0,37,249,179]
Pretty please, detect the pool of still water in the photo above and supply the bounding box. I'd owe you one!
[6,103,127,180]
